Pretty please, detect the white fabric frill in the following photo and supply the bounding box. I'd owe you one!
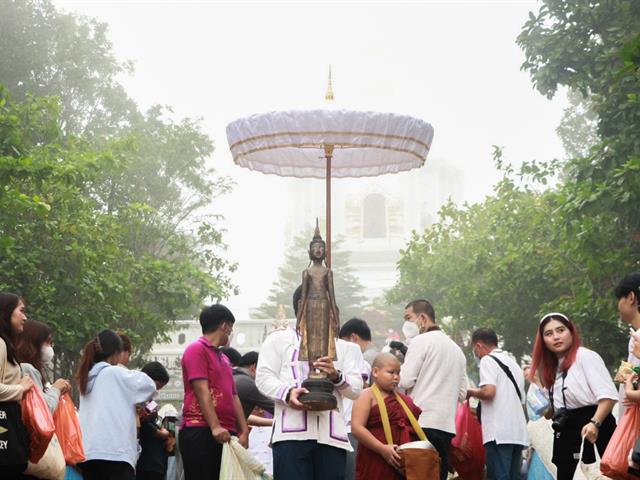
[226,109,434,179]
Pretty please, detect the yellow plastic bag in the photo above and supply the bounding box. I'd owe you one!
[219,436,272,480]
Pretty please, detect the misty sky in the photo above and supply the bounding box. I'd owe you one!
[55,0,568,317]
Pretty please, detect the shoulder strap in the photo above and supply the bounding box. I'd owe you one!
[371,384,393,445]
[487,354,522,400]
[394,393,428,442]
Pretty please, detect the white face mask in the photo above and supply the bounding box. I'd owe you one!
[402,321,420,340]
[41,345,54,364]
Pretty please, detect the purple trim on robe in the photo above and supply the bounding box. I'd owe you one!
[281,408,308,433]
[291,349,298,381]
[335,380,350,391]
[329,410,349,442]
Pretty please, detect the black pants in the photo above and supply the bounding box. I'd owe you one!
[552,406,616,480]
[272,440,346,480]
[2,465,27,480]
[81,460,135,480]
[423,428,455,480]
[136,471,165,480]
[179,426,224,480]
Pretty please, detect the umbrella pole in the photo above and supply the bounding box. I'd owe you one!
[324,145,334,268]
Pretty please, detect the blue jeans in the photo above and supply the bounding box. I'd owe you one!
[484,442,524,480]
[273,440,346,480]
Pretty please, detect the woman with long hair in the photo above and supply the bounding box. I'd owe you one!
[15,320,70,414]
[76,329,156,480]
[0,292,34,478]
[529,313,617,479]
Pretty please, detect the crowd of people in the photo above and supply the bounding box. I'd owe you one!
[2,270,640,480]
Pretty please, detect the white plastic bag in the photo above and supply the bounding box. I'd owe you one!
[219,436,272,480]
[573,437,611,480]
[25,433,66,480]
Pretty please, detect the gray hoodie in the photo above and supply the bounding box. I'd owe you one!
[79,362,156,469]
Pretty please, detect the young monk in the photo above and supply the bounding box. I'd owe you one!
[351,352,423,480]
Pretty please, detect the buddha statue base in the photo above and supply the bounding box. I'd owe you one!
[299,377,337,411]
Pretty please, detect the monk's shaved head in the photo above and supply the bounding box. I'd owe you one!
[372,352,401,370]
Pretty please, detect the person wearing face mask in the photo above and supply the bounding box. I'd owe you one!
[398,299,468,480]
[466,329,528,480]
[386,317,423,360]
[178,304,249,480]
[15,320,71,415]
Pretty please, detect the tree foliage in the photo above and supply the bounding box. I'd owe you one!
[0,86,235,378]
[390,1,640,366]
[0,0,138,138]
[255,226,366,324]
[0,0,236,380]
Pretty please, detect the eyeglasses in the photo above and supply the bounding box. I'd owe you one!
[539,312,569,324]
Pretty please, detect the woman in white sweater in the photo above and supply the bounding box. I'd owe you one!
[76,329,156,480]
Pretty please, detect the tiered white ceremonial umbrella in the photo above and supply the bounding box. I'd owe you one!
[226,72,434,267]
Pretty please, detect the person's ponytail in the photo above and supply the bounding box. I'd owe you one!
[75,330,123,395]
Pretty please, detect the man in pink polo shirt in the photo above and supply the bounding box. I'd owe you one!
[178,304,249,480]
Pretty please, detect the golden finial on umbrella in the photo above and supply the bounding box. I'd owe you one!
[325,65,334,102]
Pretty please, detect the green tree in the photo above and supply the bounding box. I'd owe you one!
[0,0,237,375]
[255,226,366,323]
[0,0,139,138]
[517,0,640,364]
[0,87,234,380]
[387,150,565,360]
[391,1,640,367]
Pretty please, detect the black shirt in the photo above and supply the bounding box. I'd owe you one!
[136,420,168,474]
[233,368,275,418]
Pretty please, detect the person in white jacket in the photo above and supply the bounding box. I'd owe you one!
[256,286,363,480]
[76,329,156,480]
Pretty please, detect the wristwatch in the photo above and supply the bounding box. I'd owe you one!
[331,370,343,384]
[589,418,602,428]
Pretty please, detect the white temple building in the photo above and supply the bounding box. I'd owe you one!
[285,156,462,302]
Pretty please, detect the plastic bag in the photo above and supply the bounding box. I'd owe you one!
[527,450,554,480]
[53,393,85,465]
[25,432,66,480]
[450,401,485,480]
[601,405,640,480]
[21,383,56,463]
[574,437,609,480]
[64,465,84,480]
[219,436,272,480]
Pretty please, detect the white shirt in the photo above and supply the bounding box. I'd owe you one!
[399,329,468,434]
[343,347,370,431]
[551,347,618,410]
[478,349,528,446]
[619,328,640,415]
[255,328,363,451]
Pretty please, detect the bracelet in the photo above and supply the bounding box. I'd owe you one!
[589,418,601,428]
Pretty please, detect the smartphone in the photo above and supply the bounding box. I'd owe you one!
[164,416,177,435]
